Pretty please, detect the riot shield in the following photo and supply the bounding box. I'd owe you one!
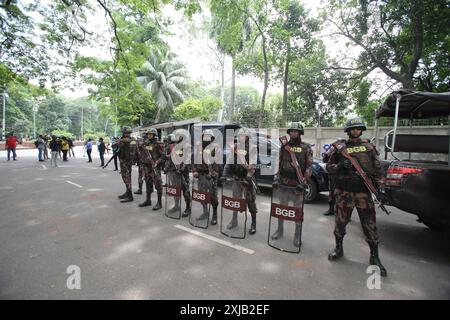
[165,171,182,220]
[189,175,211,229]
[220,179,248,239]
[267,185,304,254]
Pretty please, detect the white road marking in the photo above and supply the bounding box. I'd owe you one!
[66,180,83,188]
[174,224,255,255]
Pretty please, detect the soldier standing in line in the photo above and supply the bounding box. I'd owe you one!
[326,117,387,277]
[271,122,313,247]
[115,126,137,203]
[220,131,258,235]
[165,134,192,216]
[145,128,165,211]
[192,129,221,225]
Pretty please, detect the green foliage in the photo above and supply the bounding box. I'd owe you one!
[173,97,221,121]
[51,130,75,139]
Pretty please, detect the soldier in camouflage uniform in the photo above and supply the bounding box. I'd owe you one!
[115,126,138,203]
[326,117,387,277]
[220,131,258,235]
[134,159,144,195]
[192,129,221,225]
[272,122,313,247]
[165,133,191,217]
[137,128,165,210]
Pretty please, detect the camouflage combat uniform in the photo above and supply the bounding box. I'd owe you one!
[326,138,384,246]
[165,139,191,216]
[222,141,258,234]
[116,134,137,202]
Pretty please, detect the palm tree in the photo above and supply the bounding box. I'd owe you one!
[137,49,186,123]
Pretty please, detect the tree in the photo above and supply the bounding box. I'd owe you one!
[173,97,221,121]
[136,48,187,123]
[271,0,320,124]
[323,0,450,91]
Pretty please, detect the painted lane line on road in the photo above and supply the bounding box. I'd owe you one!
[174,224,255,255]
[66,180,83,188]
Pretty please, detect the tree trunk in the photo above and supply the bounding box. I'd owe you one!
[154,107,161,123]
[231,55,236,119]
[218,55,225,122]
[282,40,291,126]
[259,37,269,128]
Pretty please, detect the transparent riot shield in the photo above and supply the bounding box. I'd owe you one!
[267,185,304,254]
[220,179,248,239]
[189,175,211,229]
[165,171,182,220]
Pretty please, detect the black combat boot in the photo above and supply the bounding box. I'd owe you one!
[182,199,191,217]
[369,243,387,277]
[152,191,163,210]
[211,206,218,225]
[134,183,143,195]
[323,201,335,216]
[117,190,128,199]
[227,212,238,230]
[328,237,344,261]
[196,204,209,221]
[293,223,302,247]
[249,212,256,235]
[139,192,152,207]
[120,189,133,203]
[168,197,181,213]
[271,219,284,240]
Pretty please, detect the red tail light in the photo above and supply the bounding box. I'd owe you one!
[385,165,423,187]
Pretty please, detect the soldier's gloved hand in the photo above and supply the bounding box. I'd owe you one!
[296,183,305,191]
[241,179,250,187]
[378,190,388,204]
[340,158,352,169]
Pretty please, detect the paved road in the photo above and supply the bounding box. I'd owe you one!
[0,148,449,299]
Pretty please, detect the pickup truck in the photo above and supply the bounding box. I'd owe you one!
[374,90,450,231]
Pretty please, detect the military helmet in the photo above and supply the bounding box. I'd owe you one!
[148,127,158,136]
[202,129,214,142]
[121,126,132,134]
[167,134,176,143]
[344,117,366,132]
[287,122,304,135]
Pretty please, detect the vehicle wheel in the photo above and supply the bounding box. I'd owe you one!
[304,179,318,203]
[418,216,446,232]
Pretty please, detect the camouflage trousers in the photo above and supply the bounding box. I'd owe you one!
[137,164,144,185]
[231,179,257,214]
[198,174,218,208]
[167,170,191,203]
[334,188,379,245]
[119,160,133,190]
[143,164,163,194]
[328,176,336,207]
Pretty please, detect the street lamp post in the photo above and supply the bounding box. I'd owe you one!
[2,90,8,140]
[32,105,38,139]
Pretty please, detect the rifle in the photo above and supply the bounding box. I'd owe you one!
[279,136,307,185]
[334,142,390,215]
[103,147,119,169]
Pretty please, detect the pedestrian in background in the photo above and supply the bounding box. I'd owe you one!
[43,135,49,160]
[61,137,70,161]
[85,138,93,163]
[5,133,17,161]
[68,137,75,157]
[49,136,60,167]
[111,136,119,171]
[36,135,46,162]
[98,137,106,167]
